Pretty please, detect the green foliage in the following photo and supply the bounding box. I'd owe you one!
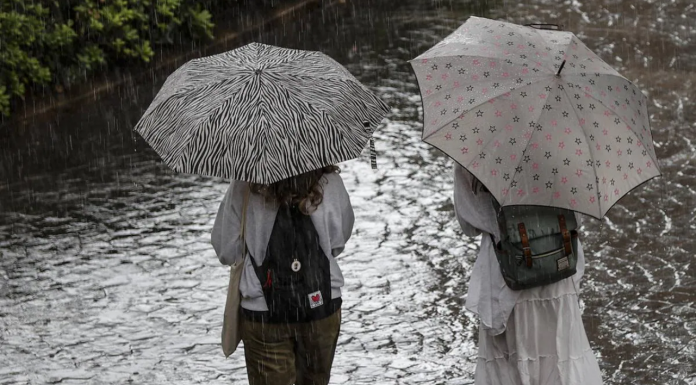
[76,44,107,71]
[0,86,10,117]
[0,0,217,117]
[0,1,75,115]
[187,4,214,40]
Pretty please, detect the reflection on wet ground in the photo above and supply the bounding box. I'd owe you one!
[0,0,694,384]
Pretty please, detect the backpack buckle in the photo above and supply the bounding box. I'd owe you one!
[522,247,533,268]
[518,223,533,268]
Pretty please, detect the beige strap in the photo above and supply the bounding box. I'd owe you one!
[240,186,251,261]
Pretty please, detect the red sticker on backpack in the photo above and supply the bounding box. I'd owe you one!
[308,291,324,308]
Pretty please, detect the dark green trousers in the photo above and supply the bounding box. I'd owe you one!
[241,309,341,385]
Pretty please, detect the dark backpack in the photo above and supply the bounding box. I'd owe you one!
[491,199,579,290]
[250,203,333,323]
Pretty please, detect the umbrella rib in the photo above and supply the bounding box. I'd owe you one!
[559,86,603,215]
[420,70,550,107]
[175,72,381,182]
[256,77,365,175]
[528,30,565,74]
[564,73,643,98]
[592,173,661,219]
[153,47,336,111]
[561,36,621,77]
[137,77,251,171]
[566,82,659,166]
[563,72,631,86]
[173,82,253,172]
[415,52,544,69]
[504,90,551,207]
[262,48,341,73]
[142,74,252,121]
[562,72,652,143]
[273,72,373,97]
[267,74,375,137]
[561,59,621,77]
[270,60,356,82]
[276,71,354,83]
[423,79,551,141]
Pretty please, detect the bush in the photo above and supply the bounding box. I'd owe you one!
[0,0,215,118]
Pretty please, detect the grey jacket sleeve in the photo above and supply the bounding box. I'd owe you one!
[324,173,355,257]
[211,181,244,266]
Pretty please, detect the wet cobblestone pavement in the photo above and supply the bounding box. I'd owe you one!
[0,0,694,384]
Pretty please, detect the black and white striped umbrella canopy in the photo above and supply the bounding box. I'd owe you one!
[135,43,390,184]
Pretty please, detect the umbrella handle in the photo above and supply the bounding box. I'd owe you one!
[524,23,562,31]
[364,122,378,170]
[370,137,377,170]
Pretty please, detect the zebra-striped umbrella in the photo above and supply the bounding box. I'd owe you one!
[135,43,390,184]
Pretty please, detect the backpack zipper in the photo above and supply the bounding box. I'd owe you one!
[530,247,565,259]
[515,247,566,265]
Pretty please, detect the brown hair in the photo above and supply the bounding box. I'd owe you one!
[250,165,340,215]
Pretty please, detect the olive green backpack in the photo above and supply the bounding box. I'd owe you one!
[491,200,579,290]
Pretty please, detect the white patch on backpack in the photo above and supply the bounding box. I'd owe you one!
[308,291,323,308]
[557,256,570,271]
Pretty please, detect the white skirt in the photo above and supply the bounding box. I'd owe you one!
[475,278,603,385]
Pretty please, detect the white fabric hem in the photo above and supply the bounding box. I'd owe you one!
[477,347,598,363]
[514,292,580,304]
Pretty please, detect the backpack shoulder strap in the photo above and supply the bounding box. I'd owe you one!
[558,213,573,256]
[241,186,250,261]
[489,194,504,245]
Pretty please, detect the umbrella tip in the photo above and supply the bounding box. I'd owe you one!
[255,69,263,75]
[556,60,566,76]
[363,122,371,128]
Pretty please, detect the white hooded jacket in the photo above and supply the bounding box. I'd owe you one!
[211,172,355,311]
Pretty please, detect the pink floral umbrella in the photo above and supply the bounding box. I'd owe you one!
[410,17,660,219]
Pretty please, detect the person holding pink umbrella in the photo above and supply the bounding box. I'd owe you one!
[411,16,660,384]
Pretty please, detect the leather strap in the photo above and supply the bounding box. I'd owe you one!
[558,214,572,256]
[518,223,532,267]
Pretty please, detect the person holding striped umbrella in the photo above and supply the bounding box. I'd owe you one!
[134,42,389,385]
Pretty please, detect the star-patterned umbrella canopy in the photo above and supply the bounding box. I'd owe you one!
[410,17,660,219]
